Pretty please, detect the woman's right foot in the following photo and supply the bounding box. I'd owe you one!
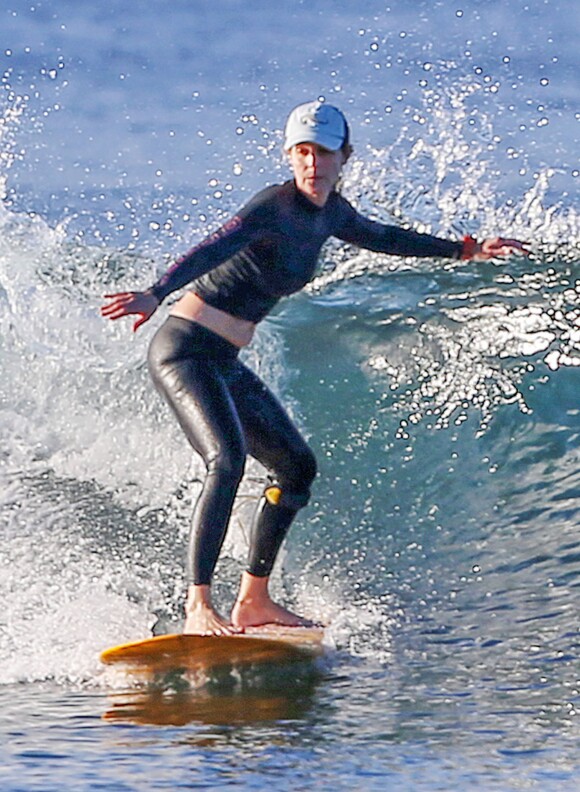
[183,583,243,636]
[183,604,243,636]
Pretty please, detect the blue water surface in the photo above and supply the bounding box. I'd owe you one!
[1,1,580,789]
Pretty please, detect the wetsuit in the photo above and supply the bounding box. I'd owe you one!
[147,180,463,585]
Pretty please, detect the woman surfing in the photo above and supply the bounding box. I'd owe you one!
[101,100,526,636]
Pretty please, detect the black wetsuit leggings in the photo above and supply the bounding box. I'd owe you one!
[148,316,317,586]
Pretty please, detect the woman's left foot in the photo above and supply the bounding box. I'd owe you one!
[231,598,313,629]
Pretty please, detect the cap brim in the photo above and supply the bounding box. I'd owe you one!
[284,130,344,151]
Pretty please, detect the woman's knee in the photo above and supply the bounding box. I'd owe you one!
[286,440,317,487]
[206,441,247,486]
[266,444,317,510]
[301,445,318,487]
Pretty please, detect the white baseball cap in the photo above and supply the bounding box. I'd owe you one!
[284,101,349,151]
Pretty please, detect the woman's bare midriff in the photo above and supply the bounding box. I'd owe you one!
[169,291,255,348]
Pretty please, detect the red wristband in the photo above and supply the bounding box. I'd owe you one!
[461,235,478,260]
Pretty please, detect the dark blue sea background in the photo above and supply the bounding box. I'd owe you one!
[1,1,579,789]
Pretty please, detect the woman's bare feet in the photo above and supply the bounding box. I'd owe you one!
[183,584,243,636]
[231,572,313,628]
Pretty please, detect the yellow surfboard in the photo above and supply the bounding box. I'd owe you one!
[100,625,325,674]
[102,626,325,725]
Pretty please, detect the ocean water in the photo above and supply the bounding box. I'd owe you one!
[1,0,580,789]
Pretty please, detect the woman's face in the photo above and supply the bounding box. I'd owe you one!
[288,142,348,207]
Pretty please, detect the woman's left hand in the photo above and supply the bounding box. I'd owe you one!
[466,237,529,261]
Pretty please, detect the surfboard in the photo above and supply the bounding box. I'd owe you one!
[100,625,325,674]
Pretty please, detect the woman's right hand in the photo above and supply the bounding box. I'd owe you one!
[100,290,159,332]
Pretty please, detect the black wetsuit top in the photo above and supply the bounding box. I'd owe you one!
[149,180,462,323]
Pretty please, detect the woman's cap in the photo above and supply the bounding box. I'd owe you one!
[284,101,349,151]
